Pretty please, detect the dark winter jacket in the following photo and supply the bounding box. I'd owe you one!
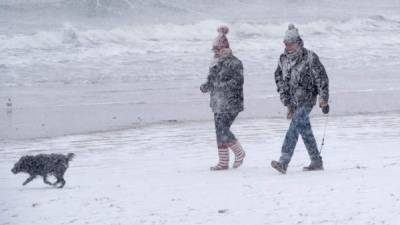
[275,47,329,108]
[201,49,244,113]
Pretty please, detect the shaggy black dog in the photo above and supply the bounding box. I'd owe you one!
[11,153,75,188]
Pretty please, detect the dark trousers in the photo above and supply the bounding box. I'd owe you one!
[214,112,238,147]
[280,106,322,165]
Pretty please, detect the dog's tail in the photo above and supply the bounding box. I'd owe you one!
[67,153,75,161]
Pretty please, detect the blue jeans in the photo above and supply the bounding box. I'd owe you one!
[279,106,322,165]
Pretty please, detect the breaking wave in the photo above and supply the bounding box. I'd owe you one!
[1,0,399,86]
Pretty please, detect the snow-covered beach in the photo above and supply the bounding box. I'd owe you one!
[1,113,400,225]
[1,0,400,224]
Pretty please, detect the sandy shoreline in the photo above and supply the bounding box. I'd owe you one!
[1,66,400,140]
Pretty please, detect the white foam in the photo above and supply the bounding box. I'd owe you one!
[1,15,399,59]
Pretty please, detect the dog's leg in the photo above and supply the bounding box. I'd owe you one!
[54,169,67,188]
[58,178,66,188]
[54,177,66,188]
[43,175,55,186]
[23,175,36,186]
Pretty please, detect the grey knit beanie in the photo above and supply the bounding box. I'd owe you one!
[284,24,301,44]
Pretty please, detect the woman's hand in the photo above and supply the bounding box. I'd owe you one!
[200,83,209,93]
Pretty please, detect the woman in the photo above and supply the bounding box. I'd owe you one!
[200,26,246,171]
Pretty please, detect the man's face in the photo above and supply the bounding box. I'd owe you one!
[285,42,299,54]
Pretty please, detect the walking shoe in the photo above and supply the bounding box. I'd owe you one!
[271,160,287,174]
[303,160,324,171]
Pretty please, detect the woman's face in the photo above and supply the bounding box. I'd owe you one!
[213,48,221,57]
[285,42,299,54]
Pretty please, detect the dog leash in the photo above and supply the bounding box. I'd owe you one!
[319,114,329,155]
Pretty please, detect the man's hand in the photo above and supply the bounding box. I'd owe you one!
[319,100,328,108]
[319,100,329,114]
[287,105,295,120]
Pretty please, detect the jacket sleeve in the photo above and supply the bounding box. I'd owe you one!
[274,62,291,106]
[310,53,329,102]
[225,60,244,90]
[201,66,216,92]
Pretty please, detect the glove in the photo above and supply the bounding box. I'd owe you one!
[322,104,329,114]
[200,83,209,93]
[319,100,329,114]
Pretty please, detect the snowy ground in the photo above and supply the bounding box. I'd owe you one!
[1,112,400,225]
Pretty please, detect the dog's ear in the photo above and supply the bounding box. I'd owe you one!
[19,156,32,169]
[20,156,28,163]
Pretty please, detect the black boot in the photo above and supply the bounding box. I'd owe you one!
[303,160,324,171]
[271,160,287,174]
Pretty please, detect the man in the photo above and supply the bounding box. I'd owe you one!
[200,26,246,171]
[271,24,329,174]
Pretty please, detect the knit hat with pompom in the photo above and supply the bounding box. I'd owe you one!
[213,25,230,51]
[284,24,301,44]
